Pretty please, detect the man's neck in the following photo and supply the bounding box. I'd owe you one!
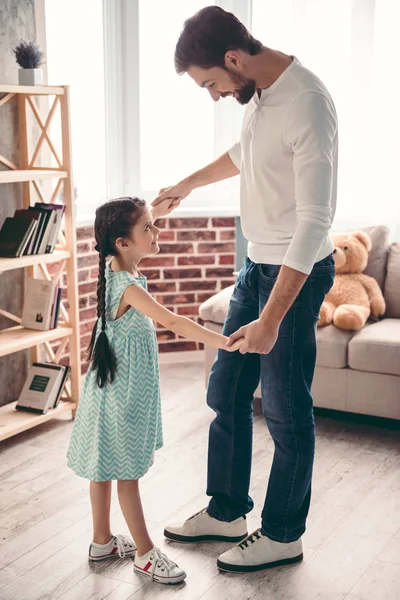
[250,47,293,92]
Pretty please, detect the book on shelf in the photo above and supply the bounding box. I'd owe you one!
[26,208,48,254]
[51,287,63,329]
[13,210,41,255]
[37,203,65,253]
[33,203,65,254]
[15,362,70,415]
[0,215,37,257]
[0,203,65,259]
[21,278,62,331]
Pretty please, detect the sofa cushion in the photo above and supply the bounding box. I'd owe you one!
[316,326,355,369]
[199,285,234,324]
[361,225,390,289]
[348,319,400,376]
[384,243,400,318]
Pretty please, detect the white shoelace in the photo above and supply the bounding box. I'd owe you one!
[148,548,177,580]
[114,534,135,558]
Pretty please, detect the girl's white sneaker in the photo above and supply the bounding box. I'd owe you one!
[134,547,186,585]
[89,534,136,561]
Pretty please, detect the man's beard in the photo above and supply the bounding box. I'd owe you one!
[225,69,256,105]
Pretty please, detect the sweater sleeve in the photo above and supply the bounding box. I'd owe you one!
[283,91,337,274]
[228,141,241,170]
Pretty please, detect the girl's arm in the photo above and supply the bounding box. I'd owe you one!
[151,198,181,221]
[123,284,243,352]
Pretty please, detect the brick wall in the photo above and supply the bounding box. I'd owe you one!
[55,216,236,374]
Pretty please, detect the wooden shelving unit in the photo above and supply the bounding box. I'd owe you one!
[0,85,81,442]
[0,169,68,183]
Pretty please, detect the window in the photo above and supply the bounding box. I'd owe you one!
[138,0,215,191]
[45,0,107,220]
[252,0,400,229]
[45,0,399,225]
[105,0,245,213]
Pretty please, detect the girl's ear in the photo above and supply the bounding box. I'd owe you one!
[115,237,130,252]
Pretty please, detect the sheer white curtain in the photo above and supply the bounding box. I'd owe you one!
[252,0,400,230]
[45,0,107,220]
[138,0,215,191]
[108,0,243,212]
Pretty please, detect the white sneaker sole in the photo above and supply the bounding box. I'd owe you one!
[164,529,248,544]
[134,565,186,585]
[88,550,136,562]
[217,552,303,573]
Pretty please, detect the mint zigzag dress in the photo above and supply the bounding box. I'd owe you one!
[67,264,163,481]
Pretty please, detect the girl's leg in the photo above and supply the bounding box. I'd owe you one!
[117,479,154,556]
[90,480,113,544]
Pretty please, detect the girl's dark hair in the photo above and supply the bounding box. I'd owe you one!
[87,197,146,388]
[175,6,262,74]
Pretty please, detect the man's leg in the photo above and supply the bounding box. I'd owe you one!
[216,256,335,571]
[259,259,334,543]
[164,258,260,543]
[207,259,261,522]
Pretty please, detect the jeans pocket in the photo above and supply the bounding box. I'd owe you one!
[233,257,257,301]
[309,272,335,319]
[258,264,281,284]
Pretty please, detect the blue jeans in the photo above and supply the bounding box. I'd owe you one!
[206,255,335,543]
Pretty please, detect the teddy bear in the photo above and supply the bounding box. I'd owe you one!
[318,231,386,331]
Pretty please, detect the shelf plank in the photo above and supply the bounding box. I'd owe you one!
[0,84,64,95]
[0,169,68,183]
[0,250,71,273]
[0,326,73,358]
[0,400,76,442]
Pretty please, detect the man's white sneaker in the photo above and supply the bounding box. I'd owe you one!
[217,529,303,573]
[164,508,248,543]
[134,547,186,585]
[88,534,136,562]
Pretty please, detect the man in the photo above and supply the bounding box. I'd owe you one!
[152,6,337,574]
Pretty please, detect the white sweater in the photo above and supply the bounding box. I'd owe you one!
[229,57,338,275]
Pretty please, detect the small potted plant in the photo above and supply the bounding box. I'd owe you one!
[13,41,44,86]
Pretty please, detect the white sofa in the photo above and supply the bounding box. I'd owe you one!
[200,226,400,420]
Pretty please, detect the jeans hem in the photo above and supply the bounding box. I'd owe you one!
[261,526,303,544]
[207,507,246,523]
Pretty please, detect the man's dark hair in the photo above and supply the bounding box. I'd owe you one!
[175,6,262,74]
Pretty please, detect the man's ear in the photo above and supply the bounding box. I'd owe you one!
[224,50,243,70]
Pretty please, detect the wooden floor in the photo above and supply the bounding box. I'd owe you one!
[0,361,400,600]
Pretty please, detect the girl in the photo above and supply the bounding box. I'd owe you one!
[67,197,243,585]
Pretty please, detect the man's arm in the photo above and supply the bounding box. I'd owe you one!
[152,145,240,207]
[260,265,308,326]
[258,92,337,323]
[227,265,307,354]
[282,91,337,275]
[227,92,337,353]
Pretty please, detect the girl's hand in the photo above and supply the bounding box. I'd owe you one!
[152,198,181,220]
[152,179,193,208]
[223,336,246,353]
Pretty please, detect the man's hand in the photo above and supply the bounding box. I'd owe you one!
[151,197,181,220]
[152,179,194,208]
[226,319,279,355]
